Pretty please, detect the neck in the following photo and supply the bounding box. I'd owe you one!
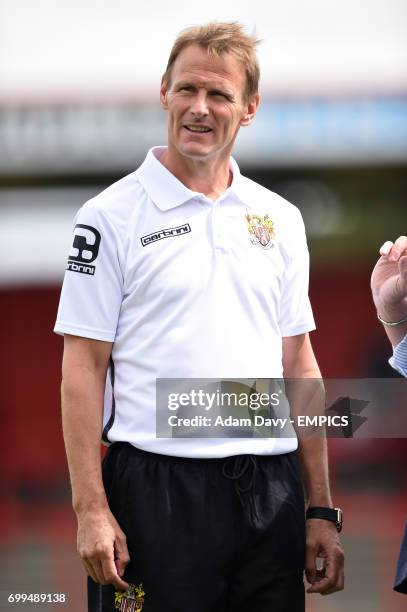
[159,145,232,201]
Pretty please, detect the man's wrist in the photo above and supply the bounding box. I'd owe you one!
[306,506,343,532]
[306,488,333,508]
[375,299,407,323]
[73,492,109,516]
[377,307,407,347]
[307,497,333,508]
[377,312,407,326]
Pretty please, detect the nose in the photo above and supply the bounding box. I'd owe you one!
[190,91,209,118]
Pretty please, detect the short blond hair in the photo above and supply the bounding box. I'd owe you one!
[163,22,261,102]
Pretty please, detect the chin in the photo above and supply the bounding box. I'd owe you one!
[178,143,213,160]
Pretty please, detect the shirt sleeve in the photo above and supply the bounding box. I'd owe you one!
[53,203,124,342]
[389,334,407,377]
[278,207,316,337]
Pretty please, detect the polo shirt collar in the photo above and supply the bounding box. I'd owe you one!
[136,146,249,211]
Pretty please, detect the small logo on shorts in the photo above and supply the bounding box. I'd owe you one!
[141,223,191,246]
[115,583,145,612]
[67,224,101,275]
[245,212,275,250]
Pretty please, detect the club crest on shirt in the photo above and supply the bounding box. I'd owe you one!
[115,583,145,612]
[245,212,275,250]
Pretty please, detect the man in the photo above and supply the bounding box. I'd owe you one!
[371,235,407,594]
[55,22,344,611]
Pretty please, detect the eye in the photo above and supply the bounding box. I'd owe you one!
[210,90,233,101]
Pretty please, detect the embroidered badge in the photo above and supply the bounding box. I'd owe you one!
[115,583,145,612]
[245,212,275,250]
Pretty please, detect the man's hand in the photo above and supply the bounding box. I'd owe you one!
[371,236,407,321]
[371,236,407,347]
[77,506,130,591]
[305,519,344,595]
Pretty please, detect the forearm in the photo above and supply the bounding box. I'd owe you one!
[297,436,332,507]
[384,327,407,348]
[288,380,333,508]
[61,368,108,515]
[282,334,333,508]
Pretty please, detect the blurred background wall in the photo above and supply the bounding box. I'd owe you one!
[0,1,406,610]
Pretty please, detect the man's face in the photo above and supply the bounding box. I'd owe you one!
[160,44,259,162]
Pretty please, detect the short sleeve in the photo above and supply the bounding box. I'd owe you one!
[278,208,316,337]
[54,204,124,342]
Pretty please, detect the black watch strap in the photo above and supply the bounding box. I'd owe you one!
[306,506,343,532]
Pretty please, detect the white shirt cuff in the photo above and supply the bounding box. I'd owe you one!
[389,334,407,377]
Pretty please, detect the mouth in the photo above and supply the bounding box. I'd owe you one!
[183,125,213,134]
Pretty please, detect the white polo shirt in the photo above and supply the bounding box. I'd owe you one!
[54,146,315,458]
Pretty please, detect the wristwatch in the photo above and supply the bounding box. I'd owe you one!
[306,506,343,532]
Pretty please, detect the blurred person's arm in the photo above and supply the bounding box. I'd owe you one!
[61,334,129,590]
[371,236,407,377]
[283,333,344,596]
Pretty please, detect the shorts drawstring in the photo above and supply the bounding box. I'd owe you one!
[222,455,259,519]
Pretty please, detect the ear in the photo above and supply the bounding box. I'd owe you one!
[240,93,260,127]
[160,76,169,110]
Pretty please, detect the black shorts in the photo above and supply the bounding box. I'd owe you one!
[88,443,306,612]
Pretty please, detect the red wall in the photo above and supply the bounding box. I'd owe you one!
[1,287,67,490]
